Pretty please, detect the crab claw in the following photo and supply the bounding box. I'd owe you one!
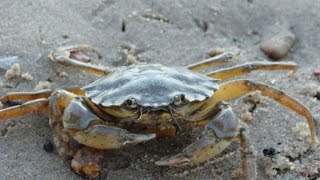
[155,131,232,167]
[156,104,238,167]
[73,125,156,149]
[123,132,157,145]
[155,153,191,167]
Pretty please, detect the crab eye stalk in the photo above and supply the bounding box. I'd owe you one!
[126,98,137,108]
[173,94,185,106]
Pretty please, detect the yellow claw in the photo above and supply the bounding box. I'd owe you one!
[155,131,231,166]
[74,125,156,149]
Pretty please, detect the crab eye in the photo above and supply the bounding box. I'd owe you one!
[173,94,185,106]
[126,98,137,108]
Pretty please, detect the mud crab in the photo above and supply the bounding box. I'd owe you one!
[0,45,317,179]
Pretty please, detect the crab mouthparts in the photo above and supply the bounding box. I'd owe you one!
[141,106,171,112]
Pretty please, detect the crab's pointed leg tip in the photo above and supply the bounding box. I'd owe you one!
[311,142,317,151]
[155,154,191,167]
[124,133,156,145]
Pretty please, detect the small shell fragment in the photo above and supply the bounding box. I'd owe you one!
[5,63,21,80]
[21,72,33,81]
[34,81,51,91]
[59,71,68,78]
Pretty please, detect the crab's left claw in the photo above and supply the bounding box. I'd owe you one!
[156,103,257,180]
[156,103,237,167]
[155,131,231,167]
[155,151,191,167]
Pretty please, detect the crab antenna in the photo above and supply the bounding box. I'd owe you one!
[169,106,182,131]
[136,107,144,122]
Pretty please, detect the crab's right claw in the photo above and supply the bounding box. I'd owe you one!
[73,125,156,149]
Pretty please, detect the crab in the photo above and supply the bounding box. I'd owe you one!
[0,44,317,179]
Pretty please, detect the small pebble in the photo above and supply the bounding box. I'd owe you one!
[121,43,140,55]
[182,170,189,176]
[314,68,320,80]
[263,155,295,176]
[21,72,33,81]
[43,139,54,153]
[34,81,51,90]
[127,54,138,65]
[260,30,295,60]
[263,148,277,156]
[240,111,253,121]
[207,48,224,57]
[59,71,68,78]
[302,83,320,97]
[293,122,309,141]
[5,63,21,80]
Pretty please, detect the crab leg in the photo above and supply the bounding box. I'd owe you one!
[238,124,257,180]
[48,91,76,159]
[212,79,317,149]
[206,61,297,80]
[48,44,112,76]
[0,87,83,103]
[49,91,105,178]
[187,52,234,71]
[0,98,49,120]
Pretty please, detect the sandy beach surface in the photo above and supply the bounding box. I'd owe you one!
[0,0,319,179]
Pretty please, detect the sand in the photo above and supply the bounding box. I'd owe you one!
[0,0,319,179]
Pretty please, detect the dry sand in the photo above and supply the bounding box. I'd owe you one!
[0,0,320,179]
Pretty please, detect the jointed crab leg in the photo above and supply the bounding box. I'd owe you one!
[49,91,106,178]
[206,61,297,80]
[187,52,234,72]
[0,98,49,120]
[238,124,257,180]
[48,44,112,76]
[0,87,83,103]
[212,79,317,149]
